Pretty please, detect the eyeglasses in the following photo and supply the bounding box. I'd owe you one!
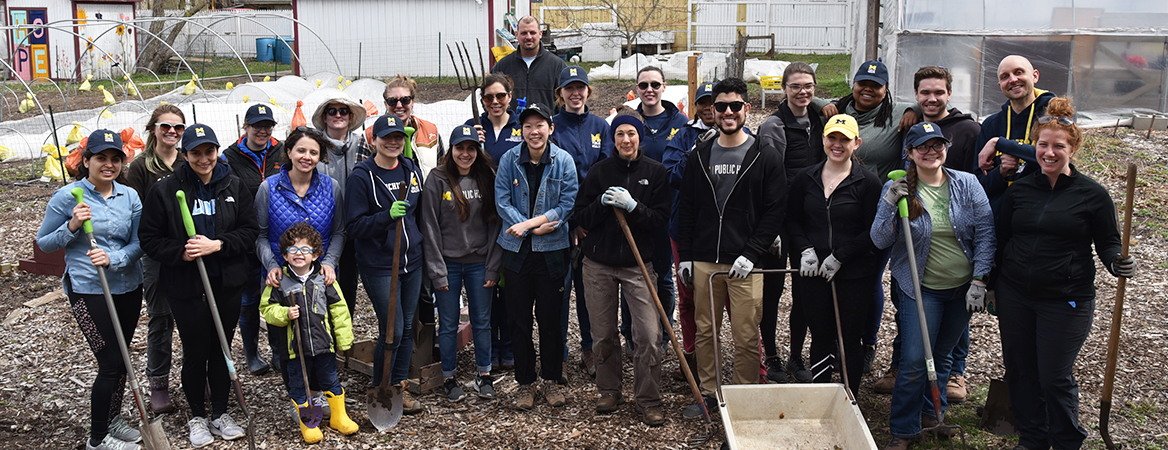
[482,92,509,103]
[636,81,663,91]
[713,101,746,113]
[284,246,317,255]
[325,107,351,117]
[384,96,413,106]
[913,142,948,154]
[1037,115,1075,126]
[155,122,185,132]
[250,122,275,131]
[786,83,816,92]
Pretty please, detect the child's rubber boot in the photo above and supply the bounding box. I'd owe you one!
[325,390,359,435]
[293,399,323,444]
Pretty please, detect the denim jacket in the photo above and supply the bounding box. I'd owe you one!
[871,168,996,297]
[494,142,578,252]
[37,179,143,295]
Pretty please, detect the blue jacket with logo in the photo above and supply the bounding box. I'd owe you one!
[552,107,613,183]
[467,112,524,164]
[637,100,690,163]
[345,157,424,276]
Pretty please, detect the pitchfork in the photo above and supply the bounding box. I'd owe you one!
[447,39,487,126]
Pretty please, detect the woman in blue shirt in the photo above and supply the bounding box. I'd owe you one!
[37,129,144,450]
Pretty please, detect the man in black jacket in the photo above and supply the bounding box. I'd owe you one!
[492,16,567,113]
[677,78,784,409]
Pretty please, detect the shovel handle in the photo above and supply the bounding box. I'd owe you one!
[176,190,197,238]
[1101,163,1137,450]
[70,188,94,234]
[887,170,910,218]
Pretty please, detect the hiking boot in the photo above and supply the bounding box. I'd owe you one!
[444,377,467,402]
[187,417,213,448]
[149,376,174,414]
[292,399,323,444]
[581,349,596,378]
[542,380,566,407]
[682,395,717,420]
[596,392,623,414]
[673,351,697,381]
[107,414,141,443]
[946,375,968,403]
[86,434,141,450]
[636,403,666,427]
[863,345,877,374]
[764,356,789,383]
[560,361,569,385]
[210,413,245,441]
[874,367,898,394]
[786,354,812,383]
[475,374,496,400]
[883,436,918,450]
[400,381,424,415]
[515,383,535,410]
[921,414,957,438]
[311,391,331,419]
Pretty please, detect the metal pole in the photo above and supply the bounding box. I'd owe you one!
[437,33,441,81]
[358,42,362,80]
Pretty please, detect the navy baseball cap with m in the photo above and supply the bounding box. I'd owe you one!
[695,82,715,102]
[85,129,125,155]
[449,125,479,147]
[854,60,889,86]
[559,66,589,88]
[245,103,276,125]
[371,114,406,138]
[182,124,219,151]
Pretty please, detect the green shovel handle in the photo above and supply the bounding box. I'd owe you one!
[176,190,197,238]
[70,188,94,234]
[887,169,909,219]
[402,126,416,160]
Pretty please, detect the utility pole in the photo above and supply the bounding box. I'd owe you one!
[866,0,879,60]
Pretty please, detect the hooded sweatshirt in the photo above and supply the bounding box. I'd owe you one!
[932,108,982,174]
[320,130,368,196]
[420,166,504,288]
[552,106,613,183]
[344,157,424,276]
[974,89,1056,213]
[636,100,691,163]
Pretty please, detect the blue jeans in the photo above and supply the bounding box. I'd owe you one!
[361,270,423,386]
[951,326,969,375]
[889,284,972,438]
[435,262,494,377]
[286,352,341,404]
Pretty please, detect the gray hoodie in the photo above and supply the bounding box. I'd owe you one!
[319,131,368,196]
[419,166,503,288]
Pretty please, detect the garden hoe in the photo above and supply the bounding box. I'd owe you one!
[1101,163,1138,450]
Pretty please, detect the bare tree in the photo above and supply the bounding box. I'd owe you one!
[136,0,211,73]
[544,0,688,57]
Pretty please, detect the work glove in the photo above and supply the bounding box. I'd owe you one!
[389,200,410,219]
[678,261,694,289]
[881,177,910,207]
[1112,254,1138,278]
[602,186,637,212]
[729,256,754,279]
[966,281,987,313]
[819,254,842,281]
[799,248,819,278]
[768,234,782,255]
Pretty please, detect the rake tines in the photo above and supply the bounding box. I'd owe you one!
[447,39,487,125]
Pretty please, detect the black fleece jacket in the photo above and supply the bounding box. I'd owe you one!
[491,49,567,113]
[573,153,671,267]
[785,161,882,280]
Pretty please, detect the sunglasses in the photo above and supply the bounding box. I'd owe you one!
[325,107,351,116]
[1037,115,1075,126]
[482,92,509,103]
[913,142,948,154]
[294,126,322,136]
[155,122,185,132]
[284,246,317,255]
[713,101,746,113]
[384,96,413,106]
[637,81,663,90]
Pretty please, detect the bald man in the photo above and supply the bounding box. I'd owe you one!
[974,55,1056,214]
[492,16,567,113]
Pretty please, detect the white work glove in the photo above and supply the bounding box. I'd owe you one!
[602,186,637,212]
[819,254,842,281]
[729,256,754,279]
[768,234,782,255]
[966,281,987,313]
[799,248,819,278]
[678,261,694,289]
[882,177,910,206]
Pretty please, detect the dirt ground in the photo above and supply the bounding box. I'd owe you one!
[0,82,1166,449]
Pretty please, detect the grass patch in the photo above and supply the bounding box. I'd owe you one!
[0,159,42,182]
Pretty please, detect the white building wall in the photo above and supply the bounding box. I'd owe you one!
[6,0,75,79]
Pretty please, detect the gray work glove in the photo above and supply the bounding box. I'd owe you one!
[729,256,754,279]
[819,254,842,281]
[679,261,694,289]
[966,281,987,313]
[881,177,910,206]
[768,234,783,255]
[799,248,819,278]
[602,186,637,212]
[1112,254,1137,278]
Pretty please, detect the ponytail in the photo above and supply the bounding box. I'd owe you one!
[905,159,925,221]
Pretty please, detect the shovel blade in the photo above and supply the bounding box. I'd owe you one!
[299,404,323,429]
[367,384,403,432]
[140,417,172,450]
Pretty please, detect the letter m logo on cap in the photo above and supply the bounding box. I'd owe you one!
[462,126,472,135]
[923,123,934,132]
[570,68,577,76]
[104,133,114,142]
[195,127,206,137]
[258,106,266,114]
[868,64,877,73]
[835,118,848,124]
[388,117,396,125]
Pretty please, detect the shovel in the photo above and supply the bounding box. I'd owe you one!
[175,190,257,450]
[887,170,966,448]
[1101,163,1138,450]
[71,188,172,450]
[367,161,414,432]
[288,291,323,428]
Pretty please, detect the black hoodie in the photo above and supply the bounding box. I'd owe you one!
[933,107,982,174]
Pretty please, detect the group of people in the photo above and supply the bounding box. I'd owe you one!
[39,13,1137,450]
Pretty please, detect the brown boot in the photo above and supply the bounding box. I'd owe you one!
[595,392,623,414]
[515,383,535,410]
[400,381,423,415]
[636,403,666,427]
[149,376,175,414]
[542,380,566,407]
[883,436,917,450]
[581,349,596,378]
[874,366,898,394]
[946,375,967,403]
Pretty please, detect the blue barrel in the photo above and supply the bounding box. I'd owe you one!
[275,37,295,64]
[255,37,275,62]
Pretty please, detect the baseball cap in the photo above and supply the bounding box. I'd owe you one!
[558,66,589,88]
[182,124,219,151]
[905,122,951,148]
[244,103,277,125]
[854,60,889,86]
[695,82,715,102]
[449,124,479,147]
[85,129,125,155]
[518,103,553,124]
[371,114,406,138]
[823,114,860,139]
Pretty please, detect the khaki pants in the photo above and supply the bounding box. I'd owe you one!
[583,257,662,407]
[694,261,762,396]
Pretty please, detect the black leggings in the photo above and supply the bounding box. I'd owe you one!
[797,275,871,398]
[169,285,242,419]
[761,251,789,358]
[68,285,143,443]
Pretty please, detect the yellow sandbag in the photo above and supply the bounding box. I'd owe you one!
[225,81,235,90]
[66,122,84,146]
[124,75,138,97]
[269,97,288,113]
[263,75,272,82]
[18,93,34,113]
[0,145,13,162]
[79,74,93,92]
[41,144,69,181]
[182,76,197,95]
[99,85,115,106]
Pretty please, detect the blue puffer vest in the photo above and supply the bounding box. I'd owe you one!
[267,168,336,265]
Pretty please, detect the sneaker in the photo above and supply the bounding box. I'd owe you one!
[187,417,213,448]
[764,356,789,383]
[875,367,898,394]
[311,391,331,419]
[475,374,496,400]
[636,403,666,427]
[86,434,141,450]
[682,395,717,420]
[515,383,535,409]
[596,392,623,414]
[580,349,596,378]
[946,375,968,403]
[786,354,812,383]
[542,380,566,407]
[107,415,142,443]
[444,378,467,402]
[863,345,877,374]
[210,413,246,441]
